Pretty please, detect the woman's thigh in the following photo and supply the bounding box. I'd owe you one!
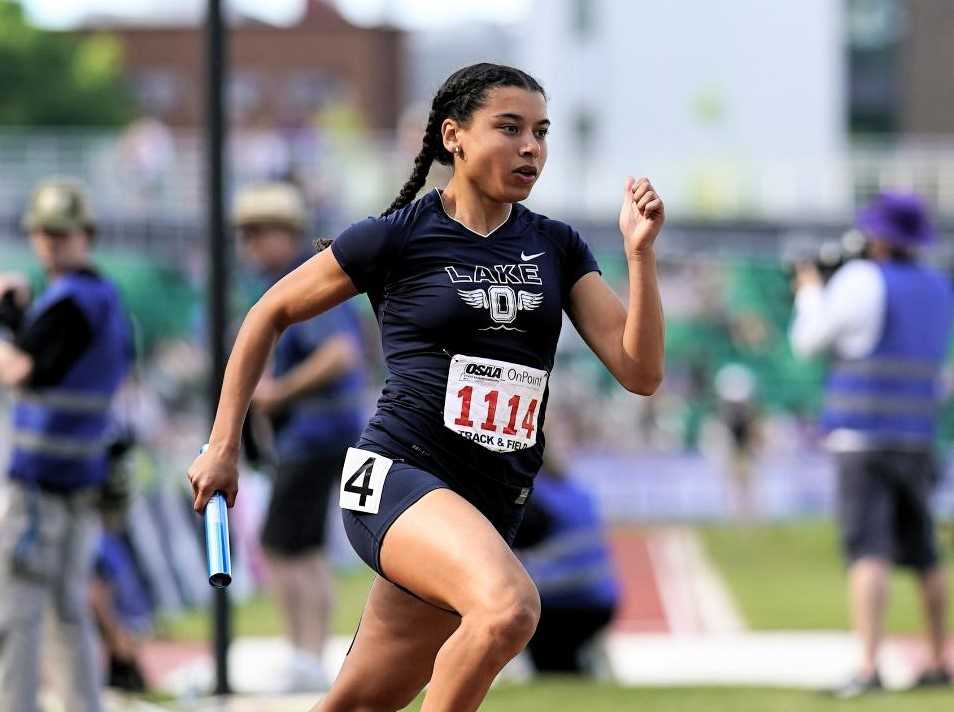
[319,576,460,710]
[380,488,537,615]
[322,487,538,710]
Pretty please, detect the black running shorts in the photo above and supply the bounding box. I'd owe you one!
[341,437,530,579]
[260,447,347,555]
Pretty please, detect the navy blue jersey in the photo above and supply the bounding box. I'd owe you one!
[331,189,599,484]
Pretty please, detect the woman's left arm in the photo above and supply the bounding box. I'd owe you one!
[566,177,665,395]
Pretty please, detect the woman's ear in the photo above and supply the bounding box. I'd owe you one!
[441,118,461,157]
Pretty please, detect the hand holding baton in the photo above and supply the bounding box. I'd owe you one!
[199,444,232,588]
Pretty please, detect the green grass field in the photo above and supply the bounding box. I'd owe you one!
[161,520,954,640]
[429,682,951,712]
[156,566,375,641]
[701,520,954,632]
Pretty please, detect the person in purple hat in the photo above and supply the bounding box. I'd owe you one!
[790,192,953,697]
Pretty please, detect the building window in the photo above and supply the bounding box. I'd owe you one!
[846,0,904,135]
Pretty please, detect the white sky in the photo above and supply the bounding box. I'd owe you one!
[21,0,533,29]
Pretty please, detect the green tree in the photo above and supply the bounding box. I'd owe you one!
[0,2,136,126]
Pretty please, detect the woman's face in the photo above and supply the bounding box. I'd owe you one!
[449,86,549,203]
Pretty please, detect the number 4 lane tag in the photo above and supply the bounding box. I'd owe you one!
[339,447,393,515]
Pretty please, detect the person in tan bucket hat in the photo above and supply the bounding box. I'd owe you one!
[21,178,97,235]
[232,181,368,692]
[232,181,306,234]
[0,177,132,712]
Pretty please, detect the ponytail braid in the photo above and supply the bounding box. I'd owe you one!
[381,63,546,218]
[380,105,442,217]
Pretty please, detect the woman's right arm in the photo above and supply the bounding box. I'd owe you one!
[187,248,358,511]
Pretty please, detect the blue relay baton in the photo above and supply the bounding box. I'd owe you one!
[199,444,232,588]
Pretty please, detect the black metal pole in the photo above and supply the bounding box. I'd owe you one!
[205,0,231,696]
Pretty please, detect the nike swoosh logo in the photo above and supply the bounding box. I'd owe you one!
[520,251,545,261]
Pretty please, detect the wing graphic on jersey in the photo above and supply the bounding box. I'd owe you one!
[517,290,543,311]
[457,289,489,310]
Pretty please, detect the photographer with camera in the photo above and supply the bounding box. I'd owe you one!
[0,178,132,712]
[789,192,953,697]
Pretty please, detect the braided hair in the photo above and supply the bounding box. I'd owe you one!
[381,63,545,217]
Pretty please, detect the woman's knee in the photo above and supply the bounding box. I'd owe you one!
[471,580,541,659]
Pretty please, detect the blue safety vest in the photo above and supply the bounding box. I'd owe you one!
[821,261,953,450]
[9,271,132,490]
[519,477,620,609]
[266,253,366,461]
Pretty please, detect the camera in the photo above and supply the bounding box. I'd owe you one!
[781,229,868,284]
[0,288,24,334]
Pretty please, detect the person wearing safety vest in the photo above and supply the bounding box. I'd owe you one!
[512,460,620,673]
[0,178,132,712]
[790,192,953,697]
[233,181,367,692]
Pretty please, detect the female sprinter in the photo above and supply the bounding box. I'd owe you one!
[188,63,664,712]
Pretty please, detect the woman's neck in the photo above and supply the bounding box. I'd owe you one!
[439,179,511,237]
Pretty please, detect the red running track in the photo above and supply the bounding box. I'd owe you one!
[608,529,669,634]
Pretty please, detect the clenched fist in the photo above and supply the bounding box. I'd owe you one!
[618,177,665,259]
[187,444,239,512]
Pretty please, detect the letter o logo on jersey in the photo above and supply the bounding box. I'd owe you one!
[488,285,517,324]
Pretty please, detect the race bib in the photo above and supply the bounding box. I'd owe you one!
[339,448,393,514]
[443,354,548,453]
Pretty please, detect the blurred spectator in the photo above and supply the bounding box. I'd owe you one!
[789,192,953,697]
[513,449,620,674]
[90,421,153,693]
[713,363,762,520]
[232,182,367,692]
[236,111,295,183]
[118,116,175,212]
[0,178,133,712]
[90,532,151,693]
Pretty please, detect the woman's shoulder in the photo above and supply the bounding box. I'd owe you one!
[379,189,441,232]
[516,204,584,247]
[338,190,439,246]
[332,191,442,287]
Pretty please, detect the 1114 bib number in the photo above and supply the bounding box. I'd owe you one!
[442,354,547,453]
[453,387,539,440]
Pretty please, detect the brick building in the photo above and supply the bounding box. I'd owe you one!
[89,0,404,130]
